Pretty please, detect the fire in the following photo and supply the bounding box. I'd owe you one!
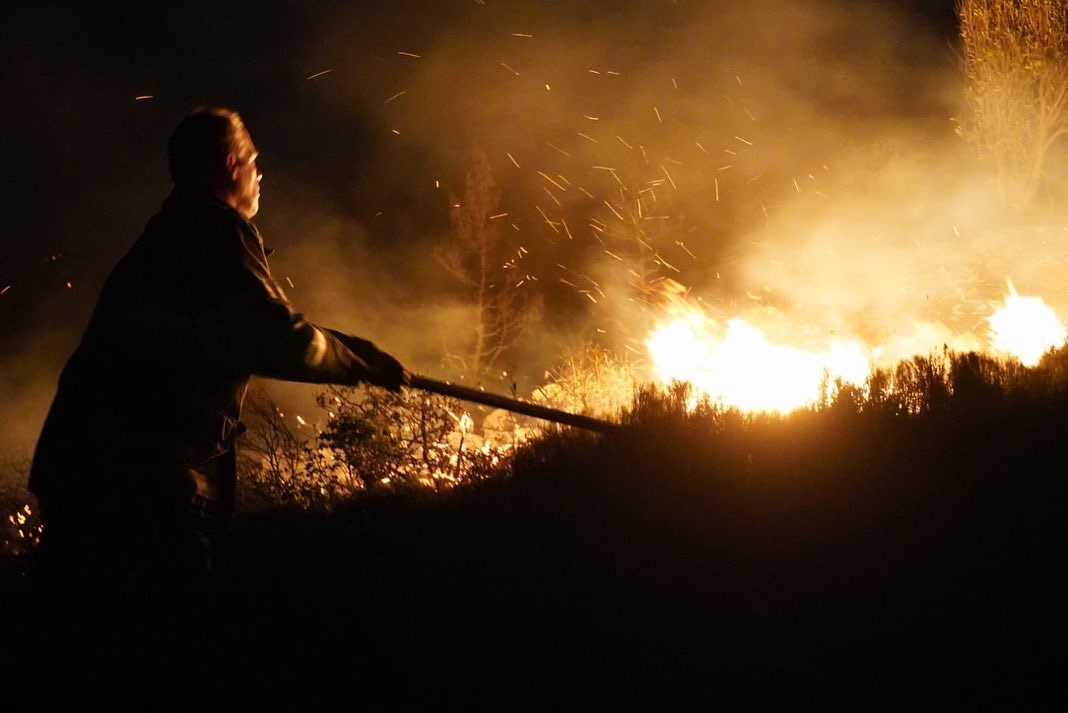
[645,281,1068,413]
[645,305,871,414]
[988,283,1067,367]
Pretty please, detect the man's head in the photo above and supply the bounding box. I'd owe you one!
[168,107,262,219]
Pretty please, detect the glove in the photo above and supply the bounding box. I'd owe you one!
[363,349,411,392]
[329,330,410,392]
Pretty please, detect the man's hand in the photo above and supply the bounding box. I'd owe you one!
[363,350,411,392]
[329,330,411,392]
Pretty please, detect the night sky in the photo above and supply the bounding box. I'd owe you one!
[1,0,962,457]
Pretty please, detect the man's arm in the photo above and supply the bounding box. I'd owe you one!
[202,219,408,388]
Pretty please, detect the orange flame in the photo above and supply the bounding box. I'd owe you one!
[645,279,1067,413]
[988,282,1066,367]
[645,304,871,414]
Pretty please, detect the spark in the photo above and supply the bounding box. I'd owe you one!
[397,51,421,58]
[653,107,662,123]
[511,32,533,38]
[536,205,560,233]
[0,285,10,295]
[286,276,295,288]
[604,250,624,261]
[306,69,334,80]
[561,219,574,240]
[577,132,598,144]
[617,136,633,149]
[675,241,697,259]
[537,171,567,191]
[714,177,720,202]
[384,90,406,104]
[135,95,154,101]
[656,255,680,273]
[660,164,677,191]
[695,142,708,154]
[735,136,753,146]
[603,200,624,221]
[296,415,307,426]
[500,63,520,76]
[507,152,521,168]
[584,114,599,121]
[65,281,72,289]
[391,129,401,135]
[545,142,570,157]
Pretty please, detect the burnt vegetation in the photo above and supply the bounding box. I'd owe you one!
[5,348,1067,704]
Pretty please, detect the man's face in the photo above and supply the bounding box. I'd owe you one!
[228,134,262,219]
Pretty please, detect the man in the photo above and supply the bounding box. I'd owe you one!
[29,107,409,580]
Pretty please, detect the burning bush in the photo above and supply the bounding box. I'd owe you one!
[238,383,516,512]
[532,342,640,420]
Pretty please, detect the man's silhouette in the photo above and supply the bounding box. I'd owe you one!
[29,107,409,581]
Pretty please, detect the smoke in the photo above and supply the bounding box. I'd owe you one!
[290,0,986,367]
[8,0,1067,460]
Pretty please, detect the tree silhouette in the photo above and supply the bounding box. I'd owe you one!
[956,0,1068,208]
[438,148,542,379]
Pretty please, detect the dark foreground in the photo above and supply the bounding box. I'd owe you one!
[3,372,1068,708]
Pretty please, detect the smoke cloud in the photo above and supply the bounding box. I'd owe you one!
[7,1,1066,468]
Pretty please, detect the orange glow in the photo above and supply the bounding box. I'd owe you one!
[989,283,1066,366]
[644,279,1068,413]
[645,304,871,414]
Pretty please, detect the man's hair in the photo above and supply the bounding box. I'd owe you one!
[168,107,251,186]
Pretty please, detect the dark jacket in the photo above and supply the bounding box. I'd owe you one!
[30,189,379,521]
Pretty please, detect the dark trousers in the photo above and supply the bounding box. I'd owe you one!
[22,484,230,703]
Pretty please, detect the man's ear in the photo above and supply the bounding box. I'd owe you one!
[224,152,239,181]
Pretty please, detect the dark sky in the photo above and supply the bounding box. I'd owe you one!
[0,0,962,454]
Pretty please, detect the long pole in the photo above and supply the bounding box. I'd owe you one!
[409,375,619,434]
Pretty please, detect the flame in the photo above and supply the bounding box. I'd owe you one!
[459,412,474,434]
[645,305,871,414]
[988,283,1066,367]
[645,280,1067,412]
